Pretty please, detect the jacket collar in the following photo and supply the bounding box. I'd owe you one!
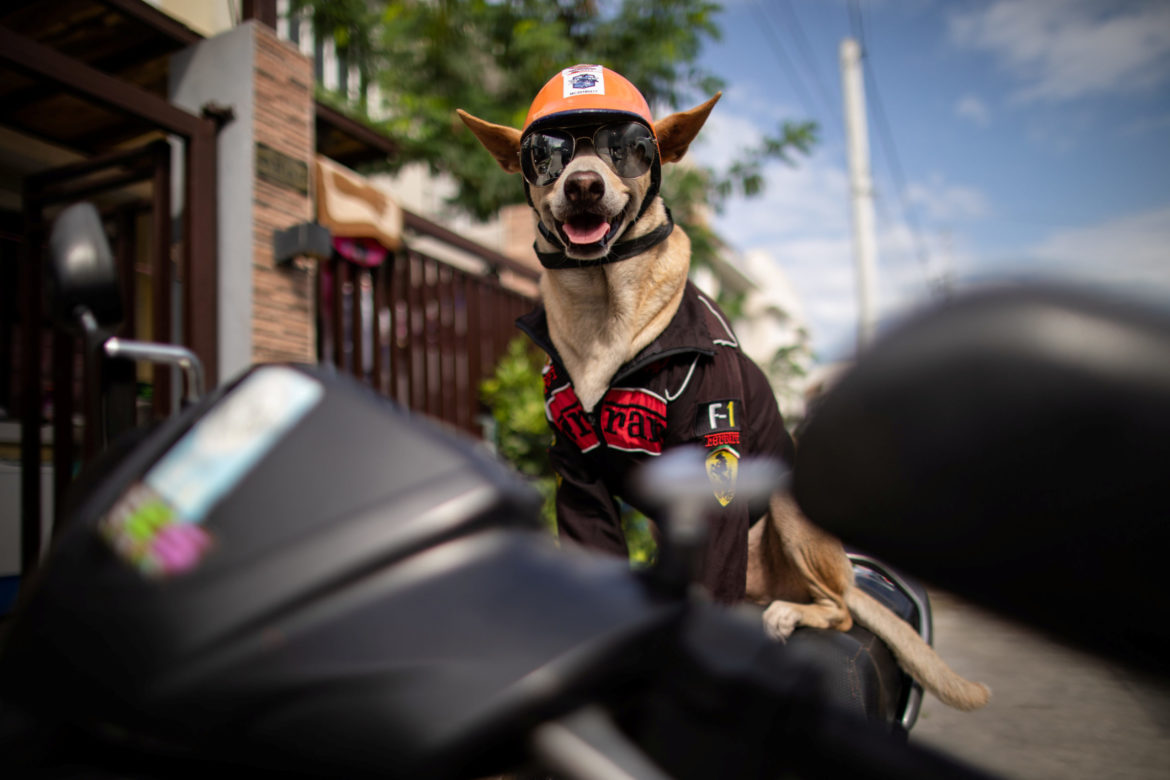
[516,281,734,383]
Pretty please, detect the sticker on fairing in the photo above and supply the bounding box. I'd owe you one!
[99,366,324,577]
[562,65,605,98]
[100,482,211,579]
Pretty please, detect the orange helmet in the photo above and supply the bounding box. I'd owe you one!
[523,64,656,138]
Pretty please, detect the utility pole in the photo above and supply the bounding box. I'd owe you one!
[840,37,879,350]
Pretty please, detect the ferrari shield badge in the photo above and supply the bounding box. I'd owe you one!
[705,446,739,507]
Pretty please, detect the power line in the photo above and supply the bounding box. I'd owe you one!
[866,57,933,280]
[750,0,821,123]
[773,0,842,131]
[847,0,937,293]
[847,0,867,45]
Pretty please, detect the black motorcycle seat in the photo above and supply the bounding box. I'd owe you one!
[784,622,903,729]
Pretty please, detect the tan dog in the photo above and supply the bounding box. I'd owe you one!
[459,68,988,712]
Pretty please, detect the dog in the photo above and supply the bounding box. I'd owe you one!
[458,64,989,711]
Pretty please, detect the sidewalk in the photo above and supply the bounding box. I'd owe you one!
[911,591,1170,779]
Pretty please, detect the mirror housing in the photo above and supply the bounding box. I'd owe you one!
[47,202,124,332]
[794,285,1170,675]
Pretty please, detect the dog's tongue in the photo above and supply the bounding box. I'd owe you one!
[563,219,611,245]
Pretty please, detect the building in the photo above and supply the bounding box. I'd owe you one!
[0,0,538,603]
[692,248,814,425]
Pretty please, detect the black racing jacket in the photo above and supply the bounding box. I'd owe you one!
[516,281,794,603]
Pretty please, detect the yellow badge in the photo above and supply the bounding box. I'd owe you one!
[705,446,739,507]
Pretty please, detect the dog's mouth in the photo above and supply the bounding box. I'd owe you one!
[557,211,625,253]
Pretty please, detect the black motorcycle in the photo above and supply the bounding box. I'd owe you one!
[2,203,1167,778]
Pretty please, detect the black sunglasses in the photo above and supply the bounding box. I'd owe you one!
[519,121,658,187]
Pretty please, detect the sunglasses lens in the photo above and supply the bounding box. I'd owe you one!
[522,131,574,186]
[595,122,656,179]
[521,122,656,185]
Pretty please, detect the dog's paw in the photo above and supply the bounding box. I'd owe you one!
[762,601,801,640]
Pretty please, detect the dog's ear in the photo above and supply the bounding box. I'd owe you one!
[654,93,722,164]
[457,110,522,174]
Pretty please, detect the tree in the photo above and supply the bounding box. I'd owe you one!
[292,1,815,262]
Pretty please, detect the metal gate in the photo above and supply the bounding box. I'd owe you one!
[317,219,539,437]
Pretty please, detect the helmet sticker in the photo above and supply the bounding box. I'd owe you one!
[562,64,605,98]
[525,65,653,133]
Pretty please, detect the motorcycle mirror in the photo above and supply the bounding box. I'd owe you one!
[637,448,786,597]
[47,201,124,332]
[793,285,1170,677]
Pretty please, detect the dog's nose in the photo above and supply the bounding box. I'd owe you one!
[564,170,605,206]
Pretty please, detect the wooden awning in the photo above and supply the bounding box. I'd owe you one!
[315,102,397,168]
[0,0,398,167]
[315,155,403,251]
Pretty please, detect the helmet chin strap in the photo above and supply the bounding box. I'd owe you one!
[530,162,671,270]
[535,207,674,270]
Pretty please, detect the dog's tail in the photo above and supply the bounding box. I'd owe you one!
[846,588,991,711]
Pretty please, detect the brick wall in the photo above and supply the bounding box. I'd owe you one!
[250,23,315,364]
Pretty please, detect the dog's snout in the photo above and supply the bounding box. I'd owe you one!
[564,170,605,206]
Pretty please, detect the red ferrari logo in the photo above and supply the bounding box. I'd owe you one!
[546,384,600,452]
[598,388,667,454]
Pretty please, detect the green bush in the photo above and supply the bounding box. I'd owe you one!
[480,337,558,534]
[480,336,657,565]
[621,505,658,569]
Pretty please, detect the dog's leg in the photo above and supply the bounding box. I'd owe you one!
[746,494,991,710]
[747,492,854,640]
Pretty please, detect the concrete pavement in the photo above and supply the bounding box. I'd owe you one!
[910,591,1170,779]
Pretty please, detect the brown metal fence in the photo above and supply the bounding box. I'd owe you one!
[317,216,539,437]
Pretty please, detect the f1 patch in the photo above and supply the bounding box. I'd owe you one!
[696,399,742,450]
[705,446,739,507]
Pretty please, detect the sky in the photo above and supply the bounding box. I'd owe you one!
[688,0,1170,363]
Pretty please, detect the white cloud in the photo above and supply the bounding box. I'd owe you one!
[689,82,807,171]
[1025,204,1170,291]
[700,151,857,359]
[694,106,998,361]
[955,94,991,126]
[906,175,990,223]
[693,109,766,173]
[946,203,1170,312]
[704,157,946,358]
[689,87,861,358]
[719,161,850,237]
[1120,111,1170,137]
[950,0,1170,103]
